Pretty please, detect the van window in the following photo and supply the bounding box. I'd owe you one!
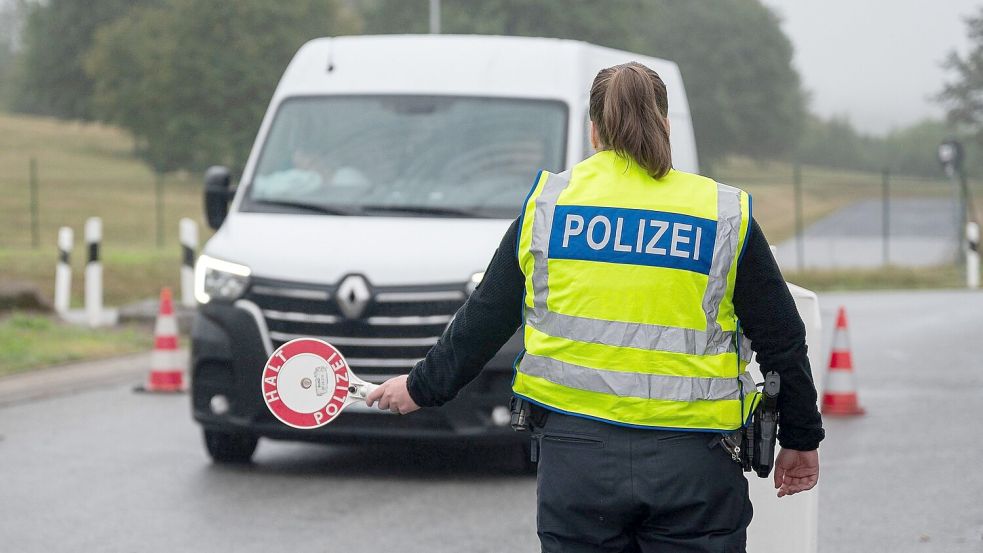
[244,96,567,218]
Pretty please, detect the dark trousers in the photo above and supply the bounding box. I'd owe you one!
[533,410,752,553]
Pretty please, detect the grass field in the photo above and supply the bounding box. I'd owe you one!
[1,110,979,309]
[0,312,151,376]
[784,264,965,292]
[0,112,209,306]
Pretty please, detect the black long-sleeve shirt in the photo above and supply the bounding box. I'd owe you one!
[407,218,825,451]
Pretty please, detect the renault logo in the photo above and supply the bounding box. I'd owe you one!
[336,275,371,319]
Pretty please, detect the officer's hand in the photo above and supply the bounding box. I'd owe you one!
[774,448,819,498]
[365,375,420,415]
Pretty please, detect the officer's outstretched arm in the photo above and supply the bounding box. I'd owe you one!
[402,220,526,408]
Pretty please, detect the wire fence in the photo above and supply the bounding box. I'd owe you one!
[715,162,982,272]
[0,157,206,252]
[3,154,979,273]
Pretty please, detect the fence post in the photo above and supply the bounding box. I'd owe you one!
[882,169,890,266]
[30,157,39,249]
[794,161,804,272]
[949,168,965,263]
[960,171,971,257]
[967,222,980,289]
[155,172,165,249]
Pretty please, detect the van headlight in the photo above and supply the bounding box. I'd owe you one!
[194,255,251,304]
[466,271,485,295]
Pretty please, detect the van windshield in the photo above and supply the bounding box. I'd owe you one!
[244,96,568,218]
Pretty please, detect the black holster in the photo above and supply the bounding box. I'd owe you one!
[511,397,549,463]
[748,372,781,478]
[716,372,780,477]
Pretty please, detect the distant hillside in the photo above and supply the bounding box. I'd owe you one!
[0,112,205,306]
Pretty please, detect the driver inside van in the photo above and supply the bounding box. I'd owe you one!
[253,145,370,200]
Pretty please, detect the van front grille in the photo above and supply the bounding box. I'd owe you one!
[243,277,466,380]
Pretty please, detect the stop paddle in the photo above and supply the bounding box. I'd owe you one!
[261,338,378,429]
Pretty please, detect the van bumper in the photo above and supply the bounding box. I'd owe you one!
[190,302,524,443]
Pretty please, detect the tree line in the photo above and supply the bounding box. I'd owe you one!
[797,117,973,179]
[0,0,977,178]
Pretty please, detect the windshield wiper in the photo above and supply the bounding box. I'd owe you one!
[249,199,360,216]
[359,204,480,218]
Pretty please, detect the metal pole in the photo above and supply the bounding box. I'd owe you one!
[429,0,441,34]
[155,172,164,249]
[882,168,890,266]
[965,175,981,227]
[794,162,804,272]
[959,170,970,245]
[950,169,964,263]
[30,157,39,249]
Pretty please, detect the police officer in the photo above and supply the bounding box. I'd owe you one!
[367,61,824,552]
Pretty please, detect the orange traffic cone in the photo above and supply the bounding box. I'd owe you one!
[821,306,865,415]
[143,287,185,392]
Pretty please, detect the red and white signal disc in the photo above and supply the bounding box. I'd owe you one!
[261,338,354,429]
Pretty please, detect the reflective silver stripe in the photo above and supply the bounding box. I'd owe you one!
[739,334,753,362]
[530,310,738,355]
[519,353,757,402]
[701,182,743,349]
[524,172,746,357]
[529,170,572,313]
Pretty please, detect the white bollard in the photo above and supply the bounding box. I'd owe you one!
[179,218,199,307]
[967,222,980,289]
[745,282,822,553]
[54,227,73,314]
[84,217,103,327]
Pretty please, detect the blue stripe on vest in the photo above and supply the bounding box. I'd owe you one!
[548,205,716,275]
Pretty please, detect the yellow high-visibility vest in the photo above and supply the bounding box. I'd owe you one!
[514,150,760,431]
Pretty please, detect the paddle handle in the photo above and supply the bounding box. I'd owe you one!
[347,381,379,402]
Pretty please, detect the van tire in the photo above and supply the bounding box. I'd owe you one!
[203,429,258,464]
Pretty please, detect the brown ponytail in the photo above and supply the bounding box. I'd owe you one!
[589,62,672,178]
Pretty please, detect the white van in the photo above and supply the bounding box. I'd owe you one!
[191,35,700,462]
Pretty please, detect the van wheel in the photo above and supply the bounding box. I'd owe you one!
[203,429,258,464]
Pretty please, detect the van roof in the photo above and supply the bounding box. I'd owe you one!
[275,35,692,117]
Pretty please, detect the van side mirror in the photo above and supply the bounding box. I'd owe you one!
[204,166,234,229]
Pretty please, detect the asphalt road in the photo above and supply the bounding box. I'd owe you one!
[774,198,960,269]
[818,290,983,552]
[1,289,982,552]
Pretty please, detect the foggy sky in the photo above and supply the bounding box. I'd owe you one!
[762,0,981,135]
